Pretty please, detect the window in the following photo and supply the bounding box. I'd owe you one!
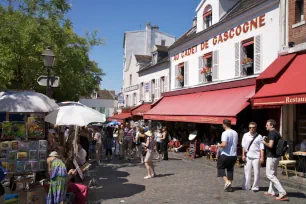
[203,5,212,29]
[161,39,166,46]
[151,79,155,100]
[296,0,304,23]
[140,82,144,100]
[176,63,185,87]
[199,53,213,83]
[241,38,254,76]
[160,77,165,93]
[152,52,158,65]
[133,93,137,105]
[125,95,129,107]
[129,74,132,86]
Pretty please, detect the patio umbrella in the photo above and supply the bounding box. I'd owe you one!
[0,91,58,112]
[45,105,106,126]
[106,121,120,126]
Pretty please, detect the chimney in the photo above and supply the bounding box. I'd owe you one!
[192,16,197,27]
[152,25,159,30]
[146,21,151,28]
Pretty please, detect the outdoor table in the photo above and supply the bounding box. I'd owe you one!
[293,151,306,177]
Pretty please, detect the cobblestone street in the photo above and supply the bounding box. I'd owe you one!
[87,153,306,204]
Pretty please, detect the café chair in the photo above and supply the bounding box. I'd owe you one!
[279,153,297,177]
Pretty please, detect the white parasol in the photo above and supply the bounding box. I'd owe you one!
[0,91,58,112]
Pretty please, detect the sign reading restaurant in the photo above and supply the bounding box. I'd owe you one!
[124,84,139,93]
[173,14,266,61]
[253,94,306,106]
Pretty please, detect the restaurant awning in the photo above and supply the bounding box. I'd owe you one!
[144,85,255,125]
[132,104,151,116]
[253,54,306,106]
[108,112,131,123]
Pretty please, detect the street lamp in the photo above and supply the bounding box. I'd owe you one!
[41,48,55,97]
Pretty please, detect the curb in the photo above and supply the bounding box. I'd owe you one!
[170,152,306,193]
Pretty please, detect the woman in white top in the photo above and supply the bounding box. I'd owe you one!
[143,130,156,179]
[135,127,146,164]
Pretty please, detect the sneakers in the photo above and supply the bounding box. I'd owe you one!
[224,182,232,191]
[144,176,152,179]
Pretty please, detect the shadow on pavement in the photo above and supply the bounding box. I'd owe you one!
[87,165,145,203]
[154,173,174,178]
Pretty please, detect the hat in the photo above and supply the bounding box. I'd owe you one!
[188,131,198,141]
[145,130,153,137]
[49,151,59,157]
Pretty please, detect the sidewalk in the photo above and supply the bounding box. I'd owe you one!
[171,152,306,193]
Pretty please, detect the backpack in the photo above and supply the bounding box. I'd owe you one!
[275,133,288,157]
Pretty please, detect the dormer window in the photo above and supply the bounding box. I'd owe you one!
[152,52,158,65]
[203,5,212,29]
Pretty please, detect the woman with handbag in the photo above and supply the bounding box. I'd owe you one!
[143,130,156,179]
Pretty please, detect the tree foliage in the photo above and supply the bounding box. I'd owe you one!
[0,0,105,101]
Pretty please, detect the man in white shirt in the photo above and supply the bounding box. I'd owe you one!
[217,119,238,192]
[242,122,264,192]
[94,127,102,165]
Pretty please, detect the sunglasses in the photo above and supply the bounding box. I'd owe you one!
[249,126,256,129]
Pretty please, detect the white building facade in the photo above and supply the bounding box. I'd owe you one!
[169,0,280,91]
[122,22,175,108]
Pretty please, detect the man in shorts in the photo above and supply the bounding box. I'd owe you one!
[217,119,238,192]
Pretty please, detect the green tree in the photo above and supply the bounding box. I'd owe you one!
[0,0,105,101]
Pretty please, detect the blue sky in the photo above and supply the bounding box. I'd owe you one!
[67,0,199,94]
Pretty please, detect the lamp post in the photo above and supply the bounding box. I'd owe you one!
[41,48,55,97]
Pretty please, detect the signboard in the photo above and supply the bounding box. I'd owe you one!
[145,83,150,92]
[188,140,197,159]
[124,84,139,93]
[118,94,124,104]
[37,76,60,87]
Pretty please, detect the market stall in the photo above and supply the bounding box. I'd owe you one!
[0,91,58,204]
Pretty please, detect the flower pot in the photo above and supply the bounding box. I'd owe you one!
[206,74,212,82]
[242,62,253,76]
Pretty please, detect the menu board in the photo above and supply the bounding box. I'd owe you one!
[188,140,197,159]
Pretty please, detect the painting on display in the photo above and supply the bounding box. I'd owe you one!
[16,161,25,172]
[39,140,47,151]
[2,122,26,139]
[39,160,47,171]
[27,117,45,139]
[29,150,38,160]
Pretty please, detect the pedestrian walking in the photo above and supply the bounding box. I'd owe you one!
[113,125,120,156]
[262,119,288,201]
[242,122,264,192]
[217,119,238,192]
[135,127,146,163]
[143,130,156,179]
[94,127,102,165]
[124,124,134,160]
[118,124,125,160]
[104,126,113,160]
[155,128,163,160]
[161,126,169,160]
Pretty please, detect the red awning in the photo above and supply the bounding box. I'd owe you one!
[108,113,131,123]
[132,104,151,116]
[253,54,306,106]
[144,86,255,125]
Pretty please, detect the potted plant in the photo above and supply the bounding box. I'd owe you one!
[176,75,184,82]
[241,57,253,75]
[201,67,212,82]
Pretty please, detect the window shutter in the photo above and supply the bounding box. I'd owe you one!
[212,50,219,81]
[175,65,178,88]
[164,75,168,92]
[155,79,158,100]
[184,62,188,86]
[254,35,261,74]
[198,57,204,84]
[235,42,241,77]
[148,82,151,101]
[157,78,160,98]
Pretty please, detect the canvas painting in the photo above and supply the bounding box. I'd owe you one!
[18,141,29,151]
[11,141,18,150]
[39,140,47,150]
[24,161,31,172]
[17,152,27,160]
[27,117,45,139]
[2,121,26,139]
[1,162,8,170]
[0,141,11,150]
[39,160,47,171]
[29,150,38,160]
[29,141,39,150]
[31,161,38,172]
[16,161,25,172]
[39,151,47,160]
[8,151,17,161]
[7,162,15,172]
[0,150,7,160]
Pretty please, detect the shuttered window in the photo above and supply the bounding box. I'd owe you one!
[235,42,241,77]
[184,62,188,87]
[254,35,261,74]
[212,50,219,81]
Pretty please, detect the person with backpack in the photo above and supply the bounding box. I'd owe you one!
[241,122,264,192]
[262,119,288,201]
